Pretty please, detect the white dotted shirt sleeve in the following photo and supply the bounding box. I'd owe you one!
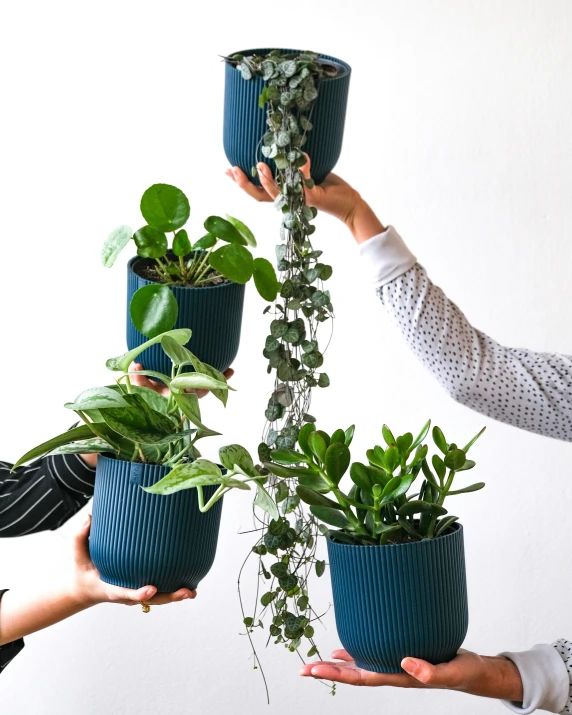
[360,227,572,442]
[360,227,572,712]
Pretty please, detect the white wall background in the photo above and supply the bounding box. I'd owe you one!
[0,0,571,713]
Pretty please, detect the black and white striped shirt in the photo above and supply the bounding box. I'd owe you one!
[0,452,96,673]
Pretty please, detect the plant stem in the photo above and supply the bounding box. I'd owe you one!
[426,470,456,538]
[197,483,227,512]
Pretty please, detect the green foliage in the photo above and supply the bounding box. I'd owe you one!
[102,184,278,337]
[266,420,486,546]
[15,331,258,513]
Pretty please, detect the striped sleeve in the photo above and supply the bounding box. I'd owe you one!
[0,590,24,674]
[0,453,95,537]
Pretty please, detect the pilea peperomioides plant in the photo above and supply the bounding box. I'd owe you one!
[102,183,278,338]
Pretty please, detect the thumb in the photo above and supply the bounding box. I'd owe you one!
[73,514,92,566]
[401,658,439,686]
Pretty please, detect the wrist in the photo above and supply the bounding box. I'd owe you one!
[345,195,386,244]
[67,576,102,609]
[483,656,524,702]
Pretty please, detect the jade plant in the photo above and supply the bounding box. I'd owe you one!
[13,330,272,514]
[265,420,486,545]
[101,183,278,338]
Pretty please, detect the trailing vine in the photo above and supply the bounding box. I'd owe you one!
[225,50,340,690]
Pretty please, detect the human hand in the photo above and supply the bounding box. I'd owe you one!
[225,157,385,244]
[72,515,197,607]
[129,363,235,399]
[300,648,523,702]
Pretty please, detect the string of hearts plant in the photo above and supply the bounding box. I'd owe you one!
[224,50,341,684]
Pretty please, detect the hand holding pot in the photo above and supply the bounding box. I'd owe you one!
[0,517,195,648]
[129,363,235,399]
[74,515,196,607]
[226,156,385,244]
[300,648,523,702]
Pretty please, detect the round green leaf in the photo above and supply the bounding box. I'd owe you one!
[252,257,279,301]
[133,225,168,259]
[101,225,132,268]
[130,284,178,339]
[192,233,217,250]
[140,184,190,232]
[204,216,246,245]
[225,214,257,247]
[209,244,253,284]
[172,229,191,257]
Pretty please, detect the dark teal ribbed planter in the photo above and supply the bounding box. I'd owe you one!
[127,255,245,376]
[89,456,223,592]
[223,48,351,186]
[327,524,468,673]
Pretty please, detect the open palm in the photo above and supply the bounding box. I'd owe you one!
[299,648,523,701]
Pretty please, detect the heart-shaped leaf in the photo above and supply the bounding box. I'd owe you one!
[144,459,223,495]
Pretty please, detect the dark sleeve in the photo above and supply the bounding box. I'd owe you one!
[0,590,24,674]
[0,453,96,537]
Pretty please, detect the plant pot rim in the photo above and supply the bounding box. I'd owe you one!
[327,522,463,550]
[128,254,238,292]
[98,454,226,473]
[228,48,351,80]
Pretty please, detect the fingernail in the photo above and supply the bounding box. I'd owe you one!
[257,162,266,173]
[401,657,418,674]
[144,587,155,598]
[232,166,240,176]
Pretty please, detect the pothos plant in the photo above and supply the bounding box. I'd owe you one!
[101,183,279,338]
[224,50,343,680]
[13,330,273,514]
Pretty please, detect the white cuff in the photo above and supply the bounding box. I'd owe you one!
[358,226,417,288]
[500,645,569,713]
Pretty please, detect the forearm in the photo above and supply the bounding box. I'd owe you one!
[0,583,93,645]
[345,196,386,244]
[463,655,523,701]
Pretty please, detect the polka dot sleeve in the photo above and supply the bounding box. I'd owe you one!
[553,641,572,713]
[377,263,572,442]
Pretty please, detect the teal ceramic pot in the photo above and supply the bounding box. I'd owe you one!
[326,524,469,673]
[127,255,245,376]
[223,48,351,186]
[89,456,223,592]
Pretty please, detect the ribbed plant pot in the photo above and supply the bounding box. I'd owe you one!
[326,524,469,673]
[89,456,223,592]
[127,255,245,376]
[223,48,351,186]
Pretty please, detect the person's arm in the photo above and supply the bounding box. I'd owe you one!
[0,453,96,536]
[0,516,196,671]
[300,644,572,713]
[228,160,572,442]
[363,227,572,442]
